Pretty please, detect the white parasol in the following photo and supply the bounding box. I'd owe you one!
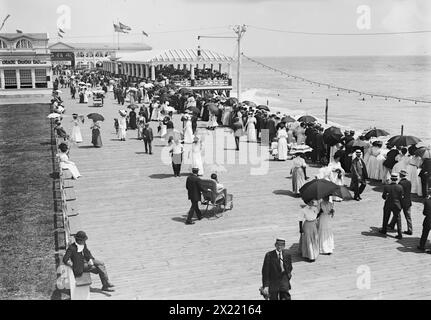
[47,113,62,119]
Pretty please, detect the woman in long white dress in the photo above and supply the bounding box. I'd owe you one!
[208,112,218,129]
[292,154,307,195]
[299,200,320,262]
[365,142,383,180]
[150,102,159,121]
[159,118,167,138]
[392,148,410,175]
[183,115,194,144]
[323,154,345,201]
[189,137,204,176]
[57,143,81,179]
[317,197,334,254]
[83,88,89,103]
[407,155,423,196]
[70,114,83,143]
[118,111,127,141]
[245,113,257,142]
[295,123,307,144]
[277,124,288,161]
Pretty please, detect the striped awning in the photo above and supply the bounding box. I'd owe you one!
[116,48,234,64]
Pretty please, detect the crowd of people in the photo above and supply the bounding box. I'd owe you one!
[50,67,431,300]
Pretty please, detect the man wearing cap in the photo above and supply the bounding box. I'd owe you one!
[388,169,412,235]
[379,173,404,239]
[261,238,293,300]
[350,150,368,201]
[63,231,115,292]
[185,168,203,225]
[418,189,431,252]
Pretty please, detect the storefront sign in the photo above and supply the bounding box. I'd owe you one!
[1,60,16,64]
[51,51,75,67]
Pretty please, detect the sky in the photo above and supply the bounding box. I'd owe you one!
[1,0,431,56]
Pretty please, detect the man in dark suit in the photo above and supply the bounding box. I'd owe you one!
[185,168,203,225]
[418,190,431,252]
[261,238,293,300]
[419,158,431,199]
[350,150,368,201]
[191,114,198,134]
[266,115,276,146]
[142,123,153,154]
[63,231,115,292]
[342,130,355,173]
[313,127,326,165]
[379,173,404,239]
[388,170,412,235]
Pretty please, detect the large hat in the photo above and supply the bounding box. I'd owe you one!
[119,110,127,116]
[399,169,407,177]
[275,238,286,244]
[75,231,88,241]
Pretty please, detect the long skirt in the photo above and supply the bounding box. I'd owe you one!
[278,137,288,160]
[184,126,194,144]
[70,126,83,143]
[292,166,306,194]
[318,212,334,254]
[247,124,257,142]
[299,220,320,260]
[91,128,102,147]
[407,165,422,196]
[118,127,127,140]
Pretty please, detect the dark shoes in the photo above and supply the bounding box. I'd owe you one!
[185,221,195,225]
[197,216,203,221]
[395,235,403,240]
[403,231,412,235]
[417,246,425,251]
[378,229,386,235]
[354,197,360,201]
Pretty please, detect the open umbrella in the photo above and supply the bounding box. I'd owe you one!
[415,146,431,159]
[127,104,137,110]
[299,179,340,204]
[331,185,354,201]
[281,115,296,123]
[207,102,219,115]
[186,106,200,115]
[242,101,257,108]
[297,115,317,123]
[87,113,105,122]
[364,128,390,140]
[257,105,270,112]
[225,97,238,106]
[323,126,343,146]
[47,113,62,119]
[387,135,421,148]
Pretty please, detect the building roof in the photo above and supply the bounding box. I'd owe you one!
[0,33,49,41]
[49,41,151,51]
[116,48,234,64]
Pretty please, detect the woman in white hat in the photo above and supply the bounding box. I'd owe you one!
[291,152,307,195]
[189,136,204,176]
[183,114,194,144]
[299,200,320,262]
[245,112,257,142]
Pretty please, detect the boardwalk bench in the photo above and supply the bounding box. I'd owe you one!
[66,267,92,300]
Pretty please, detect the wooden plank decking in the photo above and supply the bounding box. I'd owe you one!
[61,92,431,300]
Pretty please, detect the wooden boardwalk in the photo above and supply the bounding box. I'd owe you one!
[61,93,431,300]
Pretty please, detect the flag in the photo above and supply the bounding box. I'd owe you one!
[114,23,128,33]
[58,32,63,38]
[119,22,131,31]
[0,14,10,32]
[16,29,23,33]
[142,30,148,37]
[58,28,65,34]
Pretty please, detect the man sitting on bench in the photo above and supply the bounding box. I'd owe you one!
[63,231,115,292]
[211,173,227,206]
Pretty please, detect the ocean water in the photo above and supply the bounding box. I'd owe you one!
[231,56,431,144]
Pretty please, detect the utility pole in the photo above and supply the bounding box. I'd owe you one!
[233,24,247,102]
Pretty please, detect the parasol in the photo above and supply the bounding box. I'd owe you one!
[364,128,390,140]
[87,113,105,122]
[127,104,137,110]
[297,115,317,123]
[143,83,154,89]
[387,135,421,148]
[323,126,343,146]
[242,101,257,108]
[415,146,431,159]
[299,179,340,203]
[281,115,296,123]
[47,113,62,119]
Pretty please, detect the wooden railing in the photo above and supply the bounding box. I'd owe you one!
[172,79,231,87]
